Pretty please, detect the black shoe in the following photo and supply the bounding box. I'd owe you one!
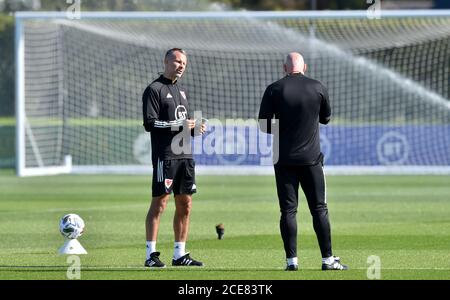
[285,264,298,271]
[322,256,348,270]
[144,252,166,268]
[172,253,203,266]
[216,224,225,240]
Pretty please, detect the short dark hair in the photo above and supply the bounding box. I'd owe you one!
[165,48,186,59]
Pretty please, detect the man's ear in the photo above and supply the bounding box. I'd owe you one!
[303,64,308,74]
[283,64,287,73]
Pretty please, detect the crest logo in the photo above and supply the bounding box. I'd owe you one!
[175,105,188,120]
[164,179,173,189]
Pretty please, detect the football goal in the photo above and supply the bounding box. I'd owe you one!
[15,10,450,176]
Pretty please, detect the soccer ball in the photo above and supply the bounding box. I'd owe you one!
[59,214,85,239]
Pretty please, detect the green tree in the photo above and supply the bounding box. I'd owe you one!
[0,15,14,116]
[219,0,366,10]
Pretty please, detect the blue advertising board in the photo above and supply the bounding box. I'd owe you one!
[187,125,450,166]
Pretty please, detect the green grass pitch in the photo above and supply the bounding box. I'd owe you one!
[0,169,449,280]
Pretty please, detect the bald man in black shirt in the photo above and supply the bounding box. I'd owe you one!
[258,52,348,271]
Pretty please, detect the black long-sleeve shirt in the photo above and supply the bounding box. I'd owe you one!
[142,75,193,164]
[258,73,331,166]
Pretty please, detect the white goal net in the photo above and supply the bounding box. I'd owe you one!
[15,10,450,176]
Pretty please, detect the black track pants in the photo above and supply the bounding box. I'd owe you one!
[274,163,332,259]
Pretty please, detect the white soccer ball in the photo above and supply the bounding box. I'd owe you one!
[59,214,85,239]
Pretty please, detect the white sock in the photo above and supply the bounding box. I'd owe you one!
[173,242,186,259]
[287,257,298,266]
[322,256,335,265]
[146,241,156,260]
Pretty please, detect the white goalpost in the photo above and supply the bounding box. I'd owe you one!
[15,10,450,176]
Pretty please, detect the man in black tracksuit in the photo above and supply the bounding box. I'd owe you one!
[258,52,348,271]
[142,48,206,268]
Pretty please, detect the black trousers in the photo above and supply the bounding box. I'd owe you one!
[274,162,332,259]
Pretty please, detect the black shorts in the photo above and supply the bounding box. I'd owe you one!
[152,158,197,197]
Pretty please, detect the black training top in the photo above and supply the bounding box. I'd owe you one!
[258,73,331,166]
[142,75,193,164]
